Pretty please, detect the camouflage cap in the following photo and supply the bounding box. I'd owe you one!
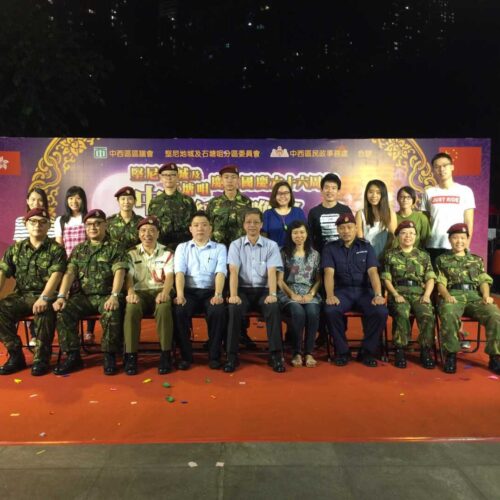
[447,223,469,236]
[137,215,160,230]
[336,213,356,226]
[24,208,49,221]
[395,220,416,236]
[84,209,107,222]
[219,164,239,176]
[159,162,178,174]
[114,186,136,198]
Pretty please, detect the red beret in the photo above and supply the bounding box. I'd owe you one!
[24,208,49,221]
[84,209,106,222]
[336,213,356,226]
[159,162,178,174]
[114,186,136,198]
[447,223,469,236]
[219,164,239,176]
[395,220,416,236]
[137,216,160,230]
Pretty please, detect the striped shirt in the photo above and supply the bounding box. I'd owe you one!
[13,216,56,242]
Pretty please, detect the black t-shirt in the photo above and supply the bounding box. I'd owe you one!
[307,202,353,254]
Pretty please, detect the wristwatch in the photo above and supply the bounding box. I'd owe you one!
[270,292,278,297]
[56,293,66,300]
[215,293,223,298]
[40,295,50,302]
[111,292,120,298]
[374,293,383,298]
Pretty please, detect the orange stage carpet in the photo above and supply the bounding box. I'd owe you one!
[1,317,500,445]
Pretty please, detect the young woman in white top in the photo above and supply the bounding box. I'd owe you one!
[13,187,55,241]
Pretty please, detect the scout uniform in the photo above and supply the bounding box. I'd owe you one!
[436,223,500,374]
[147,163,197,250]
[0,208,66,375]
[106,186,142,252]
[382,220,436,368]
[206,165,252,248]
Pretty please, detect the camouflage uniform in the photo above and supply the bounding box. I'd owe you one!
[436,251,500,355]
[206,191,252,248]
[56,238,128,353]
[147,190,197,250]
[382,247,436,347]
[106,212,142,252]
[0,238,66,362]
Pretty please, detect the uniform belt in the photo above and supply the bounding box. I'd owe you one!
[395,280,421,287]
[449,284,477,291]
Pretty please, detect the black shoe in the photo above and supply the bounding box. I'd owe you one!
[103,352,118,375]
[443,352,457,374]
[333,352,350,366]
[202,341,210,351]
[0,349,27,375]
[31,360,51,377]
[223,355,240,373]
[394,348,407,369]
[239,332,257,349]
[209,359,222,370]
[357,349,378,367]
[488,355,500,374]
[268,352,286,373]
[420,347,435,369]
[54,351,83,375]
[158,351,172,375]
[124,353,138,376]
[177,359,191,370]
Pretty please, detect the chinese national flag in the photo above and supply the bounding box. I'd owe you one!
[438,146,482,176]
[0,151,21,176]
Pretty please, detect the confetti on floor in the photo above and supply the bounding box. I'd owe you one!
[162,382,171,388]
[142,378,152,384]
[36,450,46,455]
[166,396,175,403]
[216,462,224,467]
[14,379,22,384]
[188,462,198,468]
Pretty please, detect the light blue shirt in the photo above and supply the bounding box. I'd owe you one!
[174,239,227,289]
[227,235,283,288]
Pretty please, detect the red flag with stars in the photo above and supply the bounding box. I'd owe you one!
[0,151,21,176]
[438,146,482,176]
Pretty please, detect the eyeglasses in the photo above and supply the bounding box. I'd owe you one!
[27,219,48,226]
[85,221,104,228]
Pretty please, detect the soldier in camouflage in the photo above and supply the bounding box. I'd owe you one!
[0,208,66,376]
[53,209,128,375]
[436,223,500,374]
[106,186,142,252]
[147,163,197,250]
[206,165,252,248]
[382,220,436,369]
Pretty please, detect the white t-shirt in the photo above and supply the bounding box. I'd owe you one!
[422,182,475,249]
[54,215,83,237]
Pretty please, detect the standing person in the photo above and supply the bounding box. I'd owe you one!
[382,220,436,369]
[323,213,388,367]
[436,223,500,375]
[278,221,321,368]
[225,208,285,373]
[356,179,397,261]
[123,216,174,375]
[206,164,252,248]
[13,187,55,241]
[53,209,127,375]
[393,186,431,250]
[107,186,142,252]
[263,181,306,248]
[422,152,475,266]
[148,163,197,251]
[308,173,352,254]
[0,208,66,376]
[174,211,227,369]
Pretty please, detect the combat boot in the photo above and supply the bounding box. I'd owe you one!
[124,353,138,376]
[103,352,118,375]
[158,351,172,375]
[420,347,435,369]
[223,354,240,373]
[268,351,286,373]
[488,355,500,374]
[394,348,407,369]
[0,348,27,375]
[443,352,457,374]
[31,360,51,376]
[54,351,83,375]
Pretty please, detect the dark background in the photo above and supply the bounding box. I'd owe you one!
[1,0,499,201]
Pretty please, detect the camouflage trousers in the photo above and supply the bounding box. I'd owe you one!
[56,293,123,353]
[438,290,500,355]
[388,288,435,347]
[124,290,173,352]
[0,292,55,362]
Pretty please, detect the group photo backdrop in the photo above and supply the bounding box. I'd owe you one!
[0,137,490,260]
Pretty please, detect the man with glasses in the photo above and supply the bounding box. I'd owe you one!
[53,209,128,375]
[148,163,197,251]
[0,208,66,376]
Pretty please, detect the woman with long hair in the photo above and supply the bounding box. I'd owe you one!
[13,187,55,241]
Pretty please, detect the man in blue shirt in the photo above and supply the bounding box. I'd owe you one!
[322,213,388,367]
[225,208,285,373]
[174,211,227,369]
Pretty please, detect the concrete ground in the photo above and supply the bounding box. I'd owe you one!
[0,442,499,499]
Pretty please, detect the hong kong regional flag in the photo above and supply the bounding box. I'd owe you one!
[0,151,21,176]
[438,146,482,176]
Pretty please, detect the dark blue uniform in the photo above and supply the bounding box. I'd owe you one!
[322,238,388,355]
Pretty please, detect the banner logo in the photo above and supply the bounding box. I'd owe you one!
[93,146,108,159]
[0,151,21,176]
